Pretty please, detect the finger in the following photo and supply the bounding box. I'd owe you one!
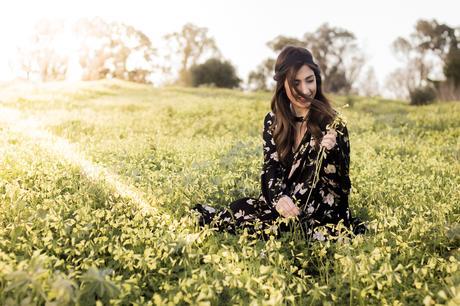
[278,205,289,217]
[290,208,299,216]
[286,202,299,214]
[277,207,285,215]
[287,207,298,217]
[289,207,299,216]
[282,206,295,218]
[288,202,299,211]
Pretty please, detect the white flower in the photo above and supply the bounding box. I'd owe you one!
[299,185,308,195]
[260,250,267,258]
[312,231,326,241]
[323,193,334,206]
[294,183,303,194]
[234,210,244,219]
[289,159,301,178]
[270,151,279,161]
[203,205,215,213]
[268,178,274,188]
[324,164,336,174]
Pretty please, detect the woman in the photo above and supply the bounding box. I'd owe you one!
[192,46,366,240]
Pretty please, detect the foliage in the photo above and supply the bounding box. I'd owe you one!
[74,17,156,83]
[248,23,365,94]
[247,58,275,91]
[163,23,221,86]
[190,58,241,89]
[14,19,69,82]
[444,47,460,87]
[409,86,437,105]
[14,18,156,84]
[0,80,459,305]
[389,18,460,100]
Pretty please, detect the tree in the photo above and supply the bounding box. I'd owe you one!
[246,36,302,91]
[444,43,460,86]
[266,35,304,53]
[391,36,435,89]
[414,19,458,61]
[303,23,365,94]
[247,25,366,94]
[247,58,275,91]
[164,23,221,85]
[74,18,156,83]
[389,19,460,100]
[15,19,69,81]
[385,64,421,100]
[15,46,35,81]
[190,58,241,88]
[356,67,380,97]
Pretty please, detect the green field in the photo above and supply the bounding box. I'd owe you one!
[0,80,459,305]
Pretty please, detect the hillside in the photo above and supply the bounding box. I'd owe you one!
[0,80,459,305]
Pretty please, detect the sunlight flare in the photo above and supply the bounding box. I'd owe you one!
[0,107,159,216]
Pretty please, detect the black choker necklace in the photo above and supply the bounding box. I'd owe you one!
[294,115,305,122]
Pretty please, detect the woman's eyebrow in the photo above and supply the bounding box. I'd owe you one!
[295,74,315,80]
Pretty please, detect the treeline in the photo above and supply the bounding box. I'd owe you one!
[388,19,460,103]
[12,18,460,102]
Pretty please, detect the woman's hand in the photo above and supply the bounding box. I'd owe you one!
[320,129,337,150]
[275,196,300,218]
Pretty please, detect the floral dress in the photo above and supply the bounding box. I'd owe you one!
[192,111,366,240]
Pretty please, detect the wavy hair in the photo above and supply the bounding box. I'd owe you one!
[270,45,337,166]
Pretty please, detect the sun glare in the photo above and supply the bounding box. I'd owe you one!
[0,107,160,216]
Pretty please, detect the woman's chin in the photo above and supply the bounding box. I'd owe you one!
[299,100,311,107]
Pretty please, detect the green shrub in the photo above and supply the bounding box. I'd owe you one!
[409,86,437,105]
[190,58,241,88]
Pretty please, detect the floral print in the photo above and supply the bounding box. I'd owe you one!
[192,111,366,239]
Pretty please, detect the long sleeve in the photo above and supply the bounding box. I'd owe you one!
[260,112,288,208]
[314,123,352,225]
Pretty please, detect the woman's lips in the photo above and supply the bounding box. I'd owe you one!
[300,97,310,102]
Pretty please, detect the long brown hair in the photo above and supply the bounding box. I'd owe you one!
[270,46,337,166]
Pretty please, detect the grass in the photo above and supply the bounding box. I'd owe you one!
[0,79,459,305]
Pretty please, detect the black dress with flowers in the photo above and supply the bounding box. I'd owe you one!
[192,111,366,240]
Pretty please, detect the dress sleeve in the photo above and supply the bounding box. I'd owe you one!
[260,112,288,208]
[316,123,352,223]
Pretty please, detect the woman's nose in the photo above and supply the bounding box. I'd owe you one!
[300,83,310,95]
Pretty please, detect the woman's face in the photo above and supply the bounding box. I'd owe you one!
[284,64,317,114]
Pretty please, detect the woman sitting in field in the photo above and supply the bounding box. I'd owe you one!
[193,46,366,240]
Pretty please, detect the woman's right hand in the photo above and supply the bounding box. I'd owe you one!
[275,196,300,218]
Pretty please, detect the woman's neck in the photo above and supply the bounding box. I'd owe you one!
[294,109,309,119]
[291,104,309,118]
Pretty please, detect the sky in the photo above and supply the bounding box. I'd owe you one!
[0,0,459,96]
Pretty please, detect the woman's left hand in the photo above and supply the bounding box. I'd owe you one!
[320,129,337,150]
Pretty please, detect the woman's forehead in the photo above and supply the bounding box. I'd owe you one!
[294,65,315,79]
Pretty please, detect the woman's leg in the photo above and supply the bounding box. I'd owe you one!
[192,197,280,235]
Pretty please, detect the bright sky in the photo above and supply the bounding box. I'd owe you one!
[1,0,458,96]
